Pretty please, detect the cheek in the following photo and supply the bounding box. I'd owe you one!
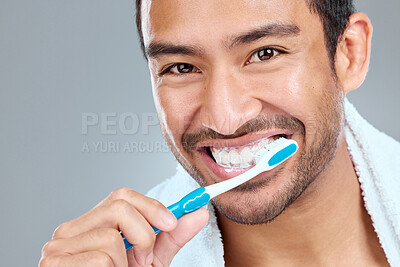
[246,59,334,141]
[155,84,203,143]
[248,61,320,117]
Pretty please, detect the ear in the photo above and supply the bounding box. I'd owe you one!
[335,12,373,94]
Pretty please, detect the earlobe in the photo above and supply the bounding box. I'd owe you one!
[335,12,373,93]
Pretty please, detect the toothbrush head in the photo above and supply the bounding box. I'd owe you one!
[254,137,298,168]
[203,137,299,199]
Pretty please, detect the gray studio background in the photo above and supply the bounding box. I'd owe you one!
[0,0,399,265]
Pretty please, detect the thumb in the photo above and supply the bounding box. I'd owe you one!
[152,207,209,266]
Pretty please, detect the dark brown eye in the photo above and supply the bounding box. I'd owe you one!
[247,47,279,64]
[165,63,200,75]
[257,48,275,61]
[177,63,194,73]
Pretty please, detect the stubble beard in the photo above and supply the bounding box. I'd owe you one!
[161,83,344,225]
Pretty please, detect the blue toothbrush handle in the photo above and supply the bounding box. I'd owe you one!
[123,187,210,251]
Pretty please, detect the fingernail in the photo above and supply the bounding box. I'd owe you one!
[163,212,175,225]
[145,252,153,265]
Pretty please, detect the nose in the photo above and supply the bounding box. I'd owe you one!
[200,68,262,135]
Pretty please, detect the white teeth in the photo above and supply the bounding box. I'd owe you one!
[229,150,241,167]
[210,136,281,169]
[240,147,254,168]
[220,150,229,166]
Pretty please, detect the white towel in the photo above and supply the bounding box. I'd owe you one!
[147,99,400,266]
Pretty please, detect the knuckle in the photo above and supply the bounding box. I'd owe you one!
[110,199,131,214]
[41,240,58,255]
[110,187,133,199]
[39,255,59,267]
[52,222,70,239]
[92,251,114,267]
[103,227,123,245]
[138,228,156,248]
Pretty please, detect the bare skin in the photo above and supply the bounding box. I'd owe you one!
[218,141,388,266]
[39,0,389,266]
[144,0,388,265]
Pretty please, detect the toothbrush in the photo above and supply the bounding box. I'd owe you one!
[123,137,298,250]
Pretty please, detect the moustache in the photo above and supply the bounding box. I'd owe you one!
[182,114,305,154]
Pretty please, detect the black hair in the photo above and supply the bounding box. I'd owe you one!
[135,0,355,65]
[307,0,355,65]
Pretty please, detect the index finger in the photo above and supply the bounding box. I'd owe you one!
[52,188,176,239]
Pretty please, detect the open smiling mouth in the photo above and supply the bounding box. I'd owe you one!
[201,133,290,170]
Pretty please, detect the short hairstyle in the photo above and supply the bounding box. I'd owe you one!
[135,0,355,65]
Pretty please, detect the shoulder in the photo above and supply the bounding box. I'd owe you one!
[344,99,400,264]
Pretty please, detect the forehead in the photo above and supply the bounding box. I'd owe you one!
[141,0,322,48]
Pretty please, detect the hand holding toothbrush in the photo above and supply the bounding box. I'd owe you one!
[40,138,297,266]
[39,188,209,267]
[122,137,298,250]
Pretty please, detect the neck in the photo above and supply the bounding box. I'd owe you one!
[217,137,388,266]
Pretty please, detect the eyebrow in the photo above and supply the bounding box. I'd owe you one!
[146,22,300,59]
[146,42,205,59]
[227,23,300,49]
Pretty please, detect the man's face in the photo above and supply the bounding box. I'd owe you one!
[142,0,345,224]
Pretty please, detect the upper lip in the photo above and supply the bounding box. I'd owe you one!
[195,129,293,149]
